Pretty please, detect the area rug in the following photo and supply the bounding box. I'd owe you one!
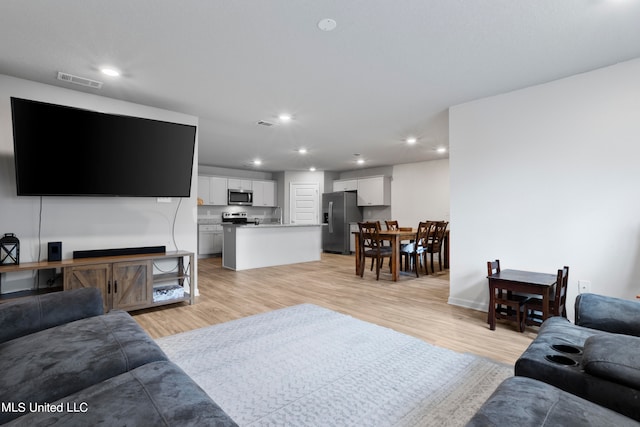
[156,304,511,427]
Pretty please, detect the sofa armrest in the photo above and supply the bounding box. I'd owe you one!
[575,293,640,337]
[0,288,104,344]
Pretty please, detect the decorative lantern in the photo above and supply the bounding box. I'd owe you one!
[0,233,20,265]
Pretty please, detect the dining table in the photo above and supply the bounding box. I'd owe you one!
[352,228,450,281]
[486,269,558,330]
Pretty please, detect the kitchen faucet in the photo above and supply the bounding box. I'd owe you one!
[274,206,283,224]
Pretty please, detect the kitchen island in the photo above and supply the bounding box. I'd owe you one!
[222,223,323,271]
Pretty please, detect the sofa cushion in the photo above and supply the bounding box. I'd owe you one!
[0,288,103,344]
[5,361,237,427]
[583,334,640,390]
[466,376,639,427]
[0,310,167,424]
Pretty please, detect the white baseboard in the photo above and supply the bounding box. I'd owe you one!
[448,296,488,312]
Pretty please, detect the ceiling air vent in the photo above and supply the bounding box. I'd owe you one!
[256,120,274,127]
[57,72,103,89]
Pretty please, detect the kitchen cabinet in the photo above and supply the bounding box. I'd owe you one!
[198,176,228,205]
[252,180,276,207]
[357,176,391,206]
[63,251,194,311]
[333,179,358,192]
[227,178,252,191]
[350,223,359,253]
[198,224,223,257]
[197,176,211,205]
[210,177,228,205]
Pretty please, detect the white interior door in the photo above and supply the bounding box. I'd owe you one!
[289,183,319,224]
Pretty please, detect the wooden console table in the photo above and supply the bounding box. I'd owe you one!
[0,251,194,312]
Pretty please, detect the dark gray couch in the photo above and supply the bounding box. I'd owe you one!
[467,376,639,427]
[0,288,237,426]
[515,293,640,421]
[467,293,640,426]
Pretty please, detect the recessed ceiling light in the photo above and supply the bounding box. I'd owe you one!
[318,18,337,32]
[298,148,307,154]
[436,147,447,154]
[253,159,262,166]
[406,137,417,145]
[278,113,292,122]
[357,158,365,165]
[100,67,120,77]
[309,167,316,172]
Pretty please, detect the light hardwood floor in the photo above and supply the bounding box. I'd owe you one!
[133,253,538,365]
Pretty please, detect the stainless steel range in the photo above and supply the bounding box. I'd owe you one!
[222,211,248,224]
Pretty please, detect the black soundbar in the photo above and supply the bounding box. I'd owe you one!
[73,245,166,259]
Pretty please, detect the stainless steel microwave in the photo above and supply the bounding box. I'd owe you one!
[228,189,253,205]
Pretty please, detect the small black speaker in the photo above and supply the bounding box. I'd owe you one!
[48,241,62,262]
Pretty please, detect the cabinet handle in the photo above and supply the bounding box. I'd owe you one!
[114,281,118,293]
[108,281,111,294]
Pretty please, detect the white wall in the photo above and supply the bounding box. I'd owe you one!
[391,160,450,227]
[449,58,640,320]
[0,75,199,293]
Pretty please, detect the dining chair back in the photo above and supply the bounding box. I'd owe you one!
[487,259,530,332]
[526,266,570,326]
[399,221,433,277]
[425,221,448,274]
[357,222,392,280]
[385,220,399,231]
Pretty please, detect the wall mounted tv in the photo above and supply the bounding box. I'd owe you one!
[10,97,197,197]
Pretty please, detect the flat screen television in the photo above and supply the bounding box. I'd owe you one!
[10,97,196,197]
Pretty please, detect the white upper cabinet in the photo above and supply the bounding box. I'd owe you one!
[332,179,358,192]
[252,180,276,207]
[356,176,391,206]
[197,176,211,205]
[198,176,228,205]
[210,176,228,205]
[227,178,252,191]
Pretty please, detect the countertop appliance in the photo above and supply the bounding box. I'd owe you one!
[228,189,253,206]
[322,191,362,254]
[222,211,249,224]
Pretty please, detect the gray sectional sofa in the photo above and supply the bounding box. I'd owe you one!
[0,288,237,426]
[468,293,640,426]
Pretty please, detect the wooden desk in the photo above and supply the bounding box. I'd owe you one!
[353,229,449,281]
[487,269,557,330]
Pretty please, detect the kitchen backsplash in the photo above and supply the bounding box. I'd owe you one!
[198,205,281,224]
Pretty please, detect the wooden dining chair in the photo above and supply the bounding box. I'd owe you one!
[385,220,399,231]
[367,220,386,271]
[385,220,414,270]
[525,266,569,327]
[399,221,433,277]
[425,221,448,274]
[358,222,392,280]
[487,260,530,332]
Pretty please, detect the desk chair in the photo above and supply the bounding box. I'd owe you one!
[525,266,569,326]
[487,259,530,332]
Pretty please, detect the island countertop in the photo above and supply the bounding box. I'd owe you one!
[222,223,323,228]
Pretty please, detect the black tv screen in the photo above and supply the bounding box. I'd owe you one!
[11,97,196,197]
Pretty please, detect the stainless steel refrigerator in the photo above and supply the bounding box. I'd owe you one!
[322,191,362,254]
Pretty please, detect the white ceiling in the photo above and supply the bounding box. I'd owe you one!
[2,0,639,172]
